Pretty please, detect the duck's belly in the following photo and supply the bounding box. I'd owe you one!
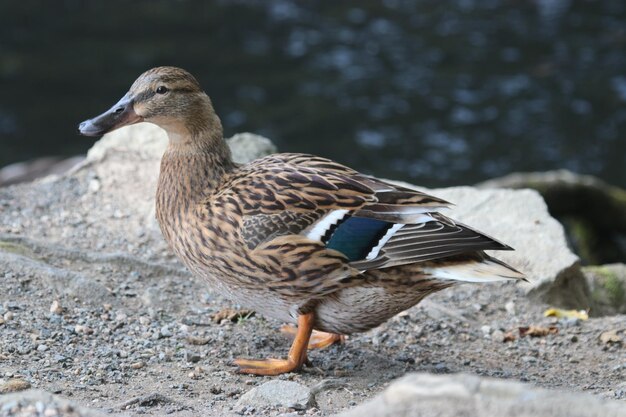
[188,258,451,335]
[223,284,299,325]
[188,264,299,325]
[314,285,432,334]
[219,285,427,335]
[314,266,456,334]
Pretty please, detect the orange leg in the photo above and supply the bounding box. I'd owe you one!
[233,313,314,375]
[280,324,345,349]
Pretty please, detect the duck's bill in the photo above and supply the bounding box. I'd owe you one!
[78,95,143,137]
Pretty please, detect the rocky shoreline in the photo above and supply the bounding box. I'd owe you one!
[1,125,624,416]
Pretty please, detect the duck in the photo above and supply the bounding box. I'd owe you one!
[79,66,525,376]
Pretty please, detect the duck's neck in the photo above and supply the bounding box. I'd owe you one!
[155,114,235,233]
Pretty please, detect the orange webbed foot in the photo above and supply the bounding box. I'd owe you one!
[234,313,315,376]
[233,358,304,376]
[308,332,345,349]
[280,324,345,349]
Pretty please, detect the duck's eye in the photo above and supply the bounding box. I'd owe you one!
[156,86,169,94]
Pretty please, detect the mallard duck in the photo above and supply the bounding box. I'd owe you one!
[79,67,525,375]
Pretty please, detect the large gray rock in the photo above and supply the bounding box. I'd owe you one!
[392,183,592,310]
[236,380,314,411]
[228,132,278,164]
[476,170,626,311]
[478,170,626,266]
[584,263,626,315]
[334,373,626,417]
[433,187,589,310]
[478,170,626,235]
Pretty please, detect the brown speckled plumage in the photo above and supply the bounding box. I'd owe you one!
[79,66,525,375]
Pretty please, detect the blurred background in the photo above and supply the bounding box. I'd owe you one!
[0,0,625,188]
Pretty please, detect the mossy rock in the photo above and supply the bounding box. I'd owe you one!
[478,170,626,264]
[583,264,626,315]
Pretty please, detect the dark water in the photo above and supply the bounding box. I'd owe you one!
[1,0,625,187]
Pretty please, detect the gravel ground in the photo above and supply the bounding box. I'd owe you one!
[1,128,624,416]
[1,258,624,416]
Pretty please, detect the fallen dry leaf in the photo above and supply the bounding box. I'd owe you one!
[599,330,622,344]
[503,331,517,342]
[519,325,558,337]
[543,308,588,320]
[0,378,31,394]
[212,308,255,323]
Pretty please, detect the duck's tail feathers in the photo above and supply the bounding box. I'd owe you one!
[422,254,526,283]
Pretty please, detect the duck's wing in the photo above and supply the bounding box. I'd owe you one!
[226,153,442,247]
[227,153,446,214]
[217,153,522,297]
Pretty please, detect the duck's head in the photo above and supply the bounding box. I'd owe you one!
[79,66,220,140]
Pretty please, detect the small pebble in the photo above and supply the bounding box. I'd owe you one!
[74,324,93,334]
[491,330,506,342]
[88,178,101,193]
[188,370,204,380]
[185,350,201,363]
[187,335,211,345]
[4,312,14,321]
[504,301,516,315]
[37,344,49,352]
[561,318,581,328]
[49,300,63,315]
[160,326,173,338]
[434,363,448,372]
[130,361,145,369]
[53,354,67,363]
[480,325,492,336]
